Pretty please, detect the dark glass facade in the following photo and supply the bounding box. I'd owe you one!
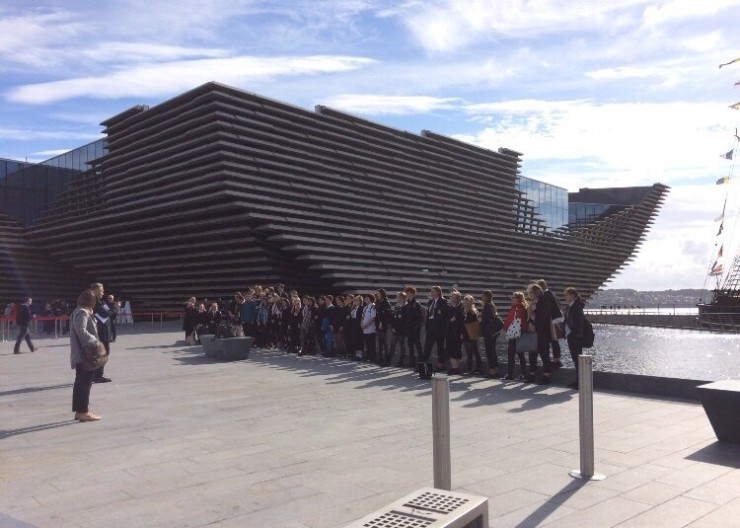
[518,176,569,231]
[0,140,106,226]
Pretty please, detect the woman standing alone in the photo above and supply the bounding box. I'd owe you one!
[70,290,103,422]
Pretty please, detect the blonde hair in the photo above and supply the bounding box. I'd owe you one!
[463,294,478,315]
[512,291,528,310]
[527,283,544,299]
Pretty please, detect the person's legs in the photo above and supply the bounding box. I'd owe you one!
[407,332,420,366]
[484,333,498,376]
[537,333,552,383]
[377,329,388,365]
[325,327,334,357]
[463,341,474,374]
[14,325,30,353]
[527,349,539,380]
[567,335,583,387]
[72,364,95,414]
[435,333,447,370]
[421,328,434,362]
[93,341,110,382]
[505,339,517,378]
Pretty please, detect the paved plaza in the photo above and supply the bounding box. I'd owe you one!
[2,326,740,527]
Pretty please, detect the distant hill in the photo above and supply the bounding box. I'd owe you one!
[586,289,712,308]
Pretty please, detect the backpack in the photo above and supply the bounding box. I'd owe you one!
[582,317,595,348]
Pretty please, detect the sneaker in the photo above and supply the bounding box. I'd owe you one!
[93,377,112,383]
[567,381,579,390]
[500,374,514,381]
[537,376,551,385]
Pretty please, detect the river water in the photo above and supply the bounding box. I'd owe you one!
[557,324,740,381]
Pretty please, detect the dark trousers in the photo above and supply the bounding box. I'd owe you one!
[422,327,445,364]
[484,332,499,369]
[242,322,256,337]
[363,333,376,361]
[528,331,553,375]
[507,339,527,377]
[464,340,481,372]
[110,320,117,342]
[376,329,388,364]
[334,331,346,357]
[389,332,406,366]
[567,335,584,379]
[406,330,421,365]
[14,325,35,353]
[550,339,561,360]
[72,363,94,413]
[94,341,110,380]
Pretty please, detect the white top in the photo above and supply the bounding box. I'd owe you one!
[361,304,376,334]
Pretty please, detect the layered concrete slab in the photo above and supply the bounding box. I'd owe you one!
[1,327,739,527]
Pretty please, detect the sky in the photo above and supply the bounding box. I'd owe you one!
[1,0,739,291]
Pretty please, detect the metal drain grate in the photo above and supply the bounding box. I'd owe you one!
[405,492,469,514]
[362,511,435,527]
[347,487,488,528]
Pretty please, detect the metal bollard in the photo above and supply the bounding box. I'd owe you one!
[569,355,605,481]
[432,373,452,490]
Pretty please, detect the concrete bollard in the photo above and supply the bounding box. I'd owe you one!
[432,373,451,490]
[569,355,605,481]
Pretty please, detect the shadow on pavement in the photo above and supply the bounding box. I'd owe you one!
[0,420,78,440]
[241,348,577,410]
[685,441,740,468]
[0,383,72,397]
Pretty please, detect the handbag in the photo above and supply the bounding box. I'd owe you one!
[73,319,108,371]
[516,331,538,354]
[464,320,482,340]
[505,316,522,340]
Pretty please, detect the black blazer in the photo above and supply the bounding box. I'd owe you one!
[445,303,464,339]
[426,297,449,331]
[564,299,585,338]
[404,299,423,334]
[16,304,32,326]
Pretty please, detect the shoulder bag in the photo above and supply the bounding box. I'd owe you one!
[73,322,108,371]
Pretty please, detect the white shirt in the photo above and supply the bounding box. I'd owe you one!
[361,304,376,334]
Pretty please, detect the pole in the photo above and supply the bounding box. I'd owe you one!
[432,373,451,490]
[569,355,605,481]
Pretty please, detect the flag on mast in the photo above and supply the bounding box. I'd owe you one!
[716,176,731,185]
[710,263,724,276]
[720,58,740,68]
[721,149,734,160]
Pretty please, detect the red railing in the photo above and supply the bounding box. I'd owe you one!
[1,312,185,342]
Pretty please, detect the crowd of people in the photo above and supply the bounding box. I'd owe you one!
[181,280,587,388]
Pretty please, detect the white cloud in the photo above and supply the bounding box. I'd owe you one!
[609,184,730,289]
[457,99,732,188]
[6,55,376,104]
[320,94,461,115]
[642,0,740,26]
[0,128,102,141]
[31,149,72,157]
[392,0,650,53]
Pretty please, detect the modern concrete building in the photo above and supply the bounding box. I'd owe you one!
[0,82,668,310]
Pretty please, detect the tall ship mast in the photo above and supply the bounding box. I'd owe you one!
[698,57,740,330]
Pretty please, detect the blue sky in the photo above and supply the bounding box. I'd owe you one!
[1,0,739,290]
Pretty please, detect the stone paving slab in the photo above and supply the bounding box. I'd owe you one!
[1,328,740,527]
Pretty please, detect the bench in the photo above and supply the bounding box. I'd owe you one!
[200,335,253,361]
[346,487,488,528]
[697,380,740,443]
